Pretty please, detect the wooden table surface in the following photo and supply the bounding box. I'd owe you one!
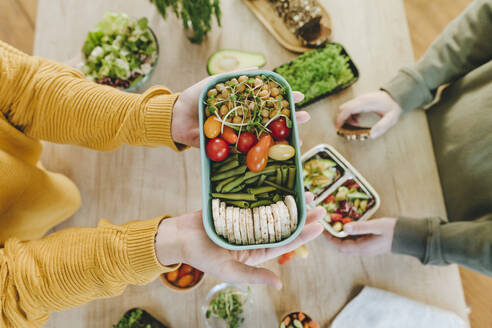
[34,0,469,327]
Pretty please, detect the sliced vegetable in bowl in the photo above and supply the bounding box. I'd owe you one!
[79,13,158,91]
[199,71,306,250]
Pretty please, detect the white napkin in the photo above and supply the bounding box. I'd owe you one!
[331,287,467,328]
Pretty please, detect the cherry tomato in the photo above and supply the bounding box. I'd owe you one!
[342,217,353,224]
[275,139,289,145]
[204,116,222,139]
[166,270,178,282]
[221,126,238,144]
[193,269,203,282]
[206,138,229,161]
[330,213,343,222]
[237,132,257,153]
[177,274,194,288]
[246,135,273,172]
[278,250,295,264]
[343,179,356,186]
[179,264,193,278]
[324,195,335,204]
[348,183,360,190]
[268,144,295,161]
[269,117,291,140]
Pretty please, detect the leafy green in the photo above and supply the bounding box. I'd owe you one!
[206,287,248,328]
[274,44,356,106]
[80,13,157,86]
[113,308,164,328]
[150,0,221,44]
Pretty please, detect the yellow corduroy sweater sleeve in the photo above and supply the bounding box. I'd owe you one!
[0,40,186,151]
[0,217,178,328]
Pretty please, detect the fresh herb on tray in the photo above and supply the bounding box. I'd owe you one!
[114,308,167,328]
[274,44,356,106]
[206,287,248,328]
[151,0,221,44]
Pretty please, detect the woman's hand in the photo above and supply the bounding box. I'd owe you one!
[155,193,325,290]
[323,218,397,256]
[336,91,403,139]
[171,74,309,148]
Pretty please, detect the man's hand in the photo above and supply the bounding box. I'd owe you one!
[171,73,309,148]
[336,91,403,139]
[155,193,325,290]
[323,218,397,256]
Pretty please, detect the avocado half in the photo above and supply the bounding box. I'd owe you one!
[207,49,266,75]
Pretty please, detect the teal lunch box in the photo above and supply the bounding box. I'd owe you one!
[199,70,306,250]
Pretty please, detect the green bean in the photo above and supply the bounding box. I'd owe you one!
[229,184,245,193]
[247,186,276,195]
[287,167,296,190]
[275,168,282,185]
[211,165,247,181]
[281,166,289,186]
[272,194,281,202]
[222,176,245,192]
[212,154,237,169]
[266,176,276,182]
[244,166,278,180]
[250,200,273,208]
[244,176,260,185]
[225,200,250,208]
[256,174,266,187]
[216,176,236,192]
[216,160,240,173]
[264,180,295,195]
[211,193,257,201]
[256,193,271,199]
[268,158,294,165]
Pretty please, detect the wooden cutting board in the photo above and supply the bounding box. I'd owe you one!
[242,0,332,53]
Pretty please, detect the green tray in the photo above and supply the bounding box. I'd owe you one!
[199,70,306,250]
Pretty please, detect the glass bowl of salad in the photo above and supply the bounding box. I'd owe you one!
[202,283,252,328]
[79,13,159,92]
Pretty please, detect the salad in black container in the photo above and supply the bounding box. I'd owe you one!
[274,43,359,107]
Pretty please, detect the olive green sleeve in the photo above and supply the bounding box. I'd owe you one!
[381,0,492,112]
[392,214,492,276]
